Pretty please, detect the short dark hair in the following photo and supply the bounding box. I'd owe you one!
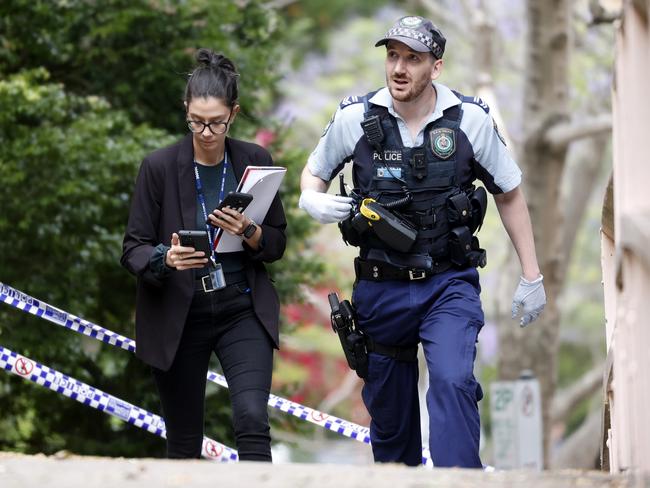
[184,48,239,108]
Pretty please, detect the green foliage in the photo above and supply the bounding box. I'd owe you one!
[0,68,172,455]
[0,0,285,134]
[0,69,172,305]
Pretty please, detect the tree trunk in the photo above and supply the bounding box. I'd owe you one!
[550,408,601,469]
[497,0,572,468]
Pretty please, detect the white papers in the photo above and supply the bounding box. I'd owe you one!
[214,166,287,253]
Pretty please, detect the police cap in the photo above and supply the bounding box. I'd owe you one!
[375,16,446,59]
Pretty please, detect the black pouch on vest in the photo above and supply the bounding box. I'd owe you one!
[447,192,472,227]
[469,186,488,233]
[339,217,363,246]
[448,226,472,266]
[467,236,488,268]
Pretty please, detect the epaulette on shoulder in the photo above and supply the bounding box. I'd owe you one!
[452,90,490,114]
[339,95,364,110]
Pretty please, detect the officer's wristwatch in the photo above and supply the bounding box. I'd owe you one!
[242,220,258,239]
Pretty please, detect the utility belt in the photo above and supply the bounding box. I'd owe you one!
[328,293,418,380]
[354,256,451,281]
[353,244,485,284]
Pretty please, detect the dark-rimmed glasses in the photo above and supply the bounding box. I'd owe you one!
[186,111,232,135]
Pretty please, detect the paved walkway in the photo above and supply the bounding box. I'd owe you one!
[0,453,646,488]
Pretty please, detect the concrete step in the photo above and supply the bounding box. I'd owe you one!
[0,453,646,488]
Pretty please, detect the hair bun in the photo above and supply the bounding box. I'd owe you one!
[185,48,239,106]
[196,48,238,76]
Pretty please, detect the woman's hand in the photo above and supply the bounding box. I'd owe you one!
[208,207,250,236]
[165,232,209,270]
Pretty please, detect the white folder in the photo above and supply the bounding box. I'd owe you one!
[214,166,287,253]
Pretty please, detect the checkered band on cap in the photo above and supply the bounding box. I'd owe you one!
[385,27,444,59]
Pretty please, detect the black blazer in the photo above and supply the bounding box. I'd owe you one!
[121,134,287,371]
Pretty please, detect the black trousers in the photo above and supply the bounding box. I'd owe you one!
[152,281,274,461]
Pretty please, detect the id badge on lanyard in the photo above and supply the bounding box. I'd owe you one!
[208,264,226,290]
[194,153,230,290]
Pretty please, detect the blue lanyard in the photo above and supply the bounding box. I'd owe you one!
[193,152,229,264]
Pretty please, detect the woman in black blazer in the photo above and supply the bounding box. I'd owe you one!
[121,49,286,461]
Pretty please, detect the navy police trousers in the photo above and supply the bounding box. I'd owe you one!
[352,267,484,468]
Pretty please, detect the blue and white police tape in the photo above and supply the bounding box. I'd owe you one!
[0,282,433,467]
[0,282,372,443]
[0,344,237,462]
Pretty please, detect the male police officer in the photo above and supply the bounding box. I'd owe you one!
[299,16,546,468]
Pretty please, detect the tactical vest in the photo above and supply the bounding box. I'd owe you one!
[343,90,487,269]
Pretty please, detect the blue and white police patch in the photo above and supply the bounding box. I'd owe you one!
[430,128,456,159]
[339,95,360,109]
[375,166,403,179]
[474,96,489,113]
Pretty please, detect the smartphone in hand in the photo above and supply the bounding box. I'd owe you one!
[216,192,253,214]
[178,230,211,256]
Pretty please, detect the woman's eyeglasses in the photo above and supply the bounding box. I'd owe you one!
[186,111,232,135]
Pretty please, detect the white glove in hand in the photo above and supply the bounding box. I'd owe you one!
[512,274,546,327]
[299,189,353,224]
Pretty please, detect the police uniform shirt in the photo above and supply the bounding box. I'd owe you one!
[307,82,522,194]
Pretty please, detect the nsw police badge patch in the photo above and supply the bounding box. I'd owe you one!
[430,128,456,160]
